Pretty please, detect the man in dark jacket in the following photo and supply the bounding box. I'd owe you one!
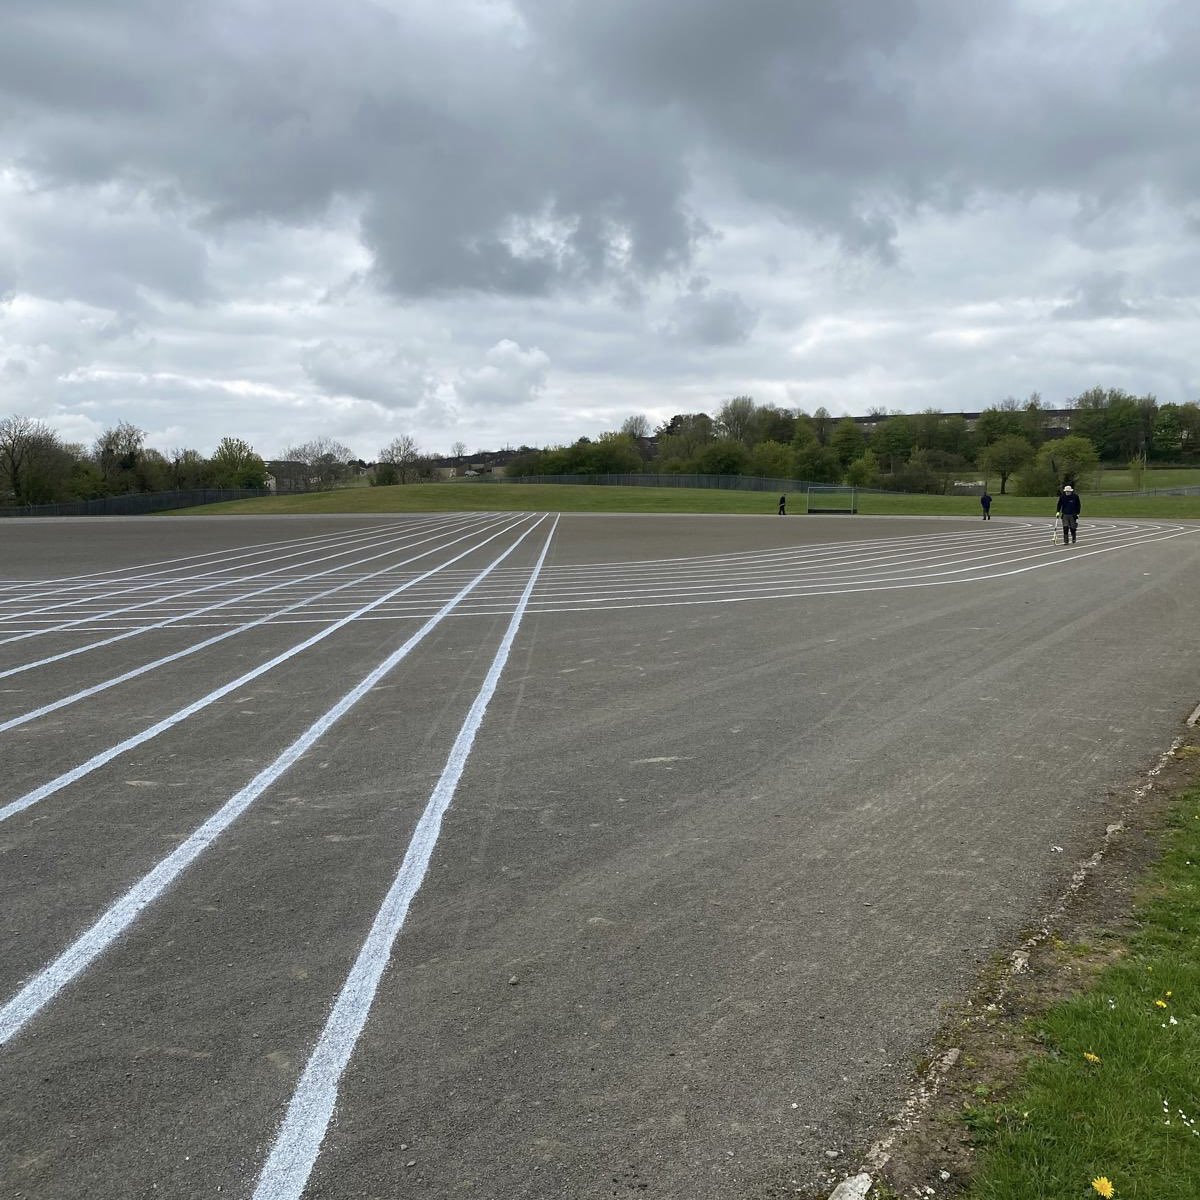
[1056,484,1081,544]
[980,490,992,520]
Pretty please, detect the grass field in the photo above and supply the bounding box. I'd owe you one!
[174,482,1200,520]
[964,783,1200,1200]
[1095,466,1200,492]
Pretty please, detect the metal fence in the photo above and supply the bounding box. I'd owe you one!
[486,473,1200,500]
[491,472,888,493]
[1095,485,1200,497]
[0,487,271,518]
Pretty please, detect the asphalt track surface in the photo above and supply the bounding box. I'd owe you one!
[2,511,1198,1200]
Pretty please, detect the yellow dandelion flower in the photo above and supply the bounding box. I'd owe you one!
[1155,999,1168,1009]
[1166,990,1173,997]
[1083,1051,1102,1064]
[1091,1176,1115,1198]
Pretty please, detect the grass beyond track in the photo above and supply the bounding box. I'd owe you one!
[173,482,1200,520]
[964,782,1200,1200]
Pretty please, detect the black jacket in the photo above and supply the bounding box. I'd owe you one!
[1056,491,1081,516]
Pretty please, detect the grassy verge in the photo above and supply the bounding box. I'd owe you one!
[963,782,1200,1200]
[171,483,1200,520]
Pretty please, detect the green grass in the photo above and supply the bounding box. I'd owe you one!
[171,482,1200,520]
[966,787,1200,1200]
[1096,467,1200,493]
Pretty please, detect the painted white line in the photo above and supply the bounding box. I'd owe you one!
[0,516,506,733]
[0,520,404,611]
[1188,701,1200,728]
[0,517,536,825]
[252,516,560,1200]
[0,518,445,640]
[0,511,487,676]
[0,517,546,1048]
[0,520,392,597]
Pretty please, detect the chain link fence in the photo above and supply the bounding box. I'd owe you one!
[0,487,271,518]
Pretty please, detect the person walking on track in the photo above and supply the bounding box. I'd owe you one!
[1056,484,1081,544]
[980,490,992,520]
[778,494,786,515]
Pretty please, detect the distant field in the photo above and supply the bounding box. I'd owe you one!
[174,482,1200,520]
[1094,466,1200,491]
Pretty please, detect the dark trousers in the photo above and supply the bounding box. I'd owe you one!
[1061,513,1078,542]
[981,507,991,520]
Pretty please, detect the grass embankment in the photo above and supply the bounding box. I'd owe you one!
[965,784,1200,1200]
[174,483,1200,520]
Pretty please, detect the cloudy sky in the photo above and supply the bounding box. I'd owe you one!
[2,0,1198,460]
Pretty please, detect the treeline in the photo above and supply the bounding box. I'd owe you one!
[506,389,1200,495]
[0,417,268,506]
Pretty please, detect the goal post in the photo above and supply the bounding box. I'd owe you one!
[805,486,859,514]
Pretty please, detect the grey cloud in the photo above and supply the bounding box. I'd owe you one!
[300,340,432,409]
[6,0,1199,302]
[1053,273,1136,321]
[455,340,549,408]
[519,0,1200,256]
[1,2,703,297]
[663,287,758,346]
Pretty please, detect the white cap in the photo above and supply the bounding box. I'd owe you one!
[1063,485,1074,492]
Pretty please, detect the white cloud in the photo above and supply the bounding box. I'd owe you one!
[1,0,1199,456]
[454,339,550,409]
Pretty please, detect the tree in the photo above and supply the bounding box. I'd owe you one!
[1152,402,1200,459]
[620,414,650,439]
[810,406,834,445]
[973,401,1026,446]
[715,396,756,444]
[748,439,795,479]
[95,421,146,492]
[136,447,172,492]
[912,408,944,450]
[1022,392,1049,446]
[793,443,842,483]
[1069,387,1152,460]
[1036,435,1100,491]
[695,439,751,475]
[844,450,880,488]
[379,435,423,483]
[209,437,267,488]
[450,440,468,459]
[283,437,355,489]
[980,434,1035,494]
[791,414,819,450]
[830,417,866,466]
[870,415,915,472]
[169,448,210,489]
[749,405,795,446]
[655,413,715,463]
[579,432,643,473]
[0,416,66,504]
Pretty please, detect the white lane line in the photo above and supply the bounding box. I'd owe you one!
[0,515,491,682]
[512,524,1200,613]
[0,517,547,1049]
[0,521,396,597]
[0,516,536,825]
[0,517,509,733]
[252,515,560,1200]
[0,518,445,639]
[0,520,406,609]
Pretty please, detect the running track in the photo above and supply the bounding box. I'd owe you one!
[2,512,1198,1198]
